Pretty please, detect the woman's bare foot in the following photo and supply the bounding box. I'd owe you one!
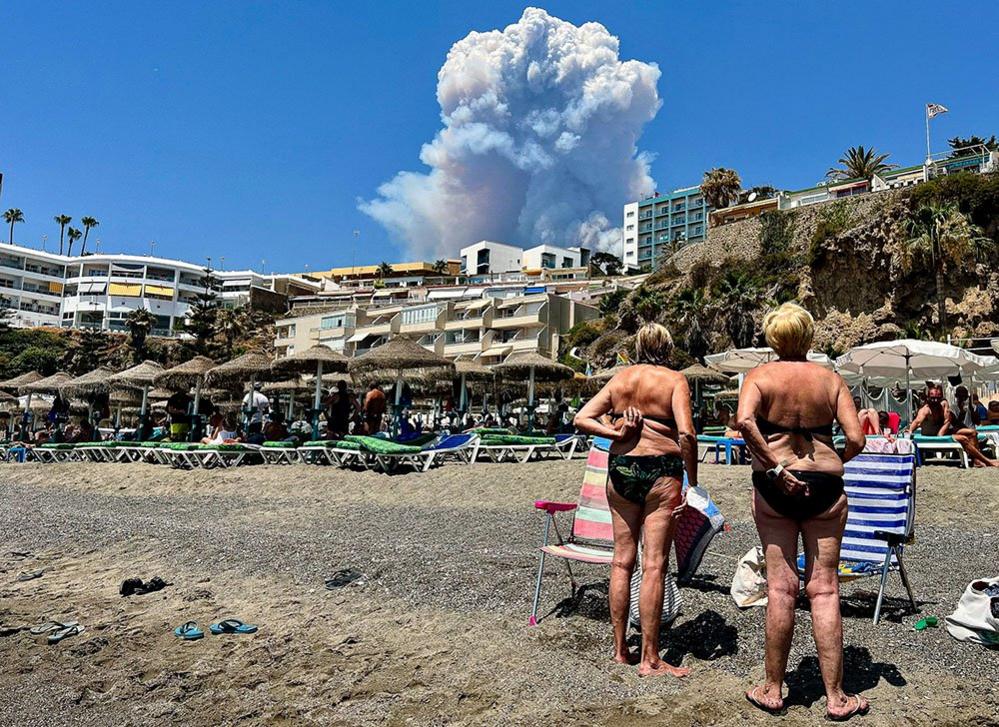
[637,660,689,678]
[612,650,640,666]
[745,684,785,715]
[826,693,870,721]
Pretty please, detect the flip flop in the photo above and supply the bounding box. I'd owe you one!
[173,621,204,640]
[209,619,257,635]
[48,623,85,644]
[745,686,786,716]
[325,568,363,589]
[16,569,44,582]
[914,616,939,631]
[29,620,78,635]
[825,694,870,722]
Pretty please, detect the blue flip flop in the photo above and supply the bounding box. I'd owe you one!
[174,621,204,640]
[209,619,258,635]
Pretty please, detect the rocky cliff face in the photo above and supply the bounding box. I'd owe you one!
[594,173,998,361]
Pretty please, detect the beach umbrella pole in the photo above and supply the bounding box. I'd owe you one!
[393,375,403,437]
[312,361,323,440]
[905,353,912,426]
[527,367,536,432]
[459,373,468,413]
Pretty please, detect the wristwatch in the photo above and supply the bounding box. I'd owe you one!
[765,462,785,481]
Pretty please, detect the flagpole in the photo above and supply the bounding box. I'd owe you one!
[925,104,931,163]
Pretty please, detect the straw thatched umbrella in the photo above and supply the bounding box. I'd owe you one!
[349,337,454,432]
[205,352,274,388]
[682,363,730,409]
[1,370,45,421]
[21,371,74,395]
[154,355,216,408]
[589,365,626,384]
[263,378,310,419]
[61,366,115,399]
[493,352,573,409]
[107,360,166,420]
[0,370,43,392]
[271,345,350,438]
[454,359,493,412]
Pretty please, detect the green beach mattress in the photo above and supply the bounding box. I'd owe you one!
[38,443,75,450]
[470,427,514,436]
[161,443,200,451]
[262,441,298,449]
[480,434,556,446]
[345,435,422,455]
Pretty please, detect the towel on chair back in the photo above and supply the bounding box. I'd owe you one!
[673,483,726,584]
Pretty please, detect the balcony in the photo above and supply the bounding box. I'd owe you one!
[444,316,484,330]
[490,313,545,330]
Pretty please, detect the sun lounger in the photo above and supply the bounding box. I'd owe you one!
[361,433,480,473]
[910,434,970,468]
[259,441,301,465]
[529,437,615,625]
[472,434,559,463]
[33,443,80,463]
[833,451,918,624]
[298,439,366,467]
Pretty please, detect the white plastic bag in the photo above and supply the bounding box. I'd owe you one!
[945,577,999,647]
[731,546,768,608]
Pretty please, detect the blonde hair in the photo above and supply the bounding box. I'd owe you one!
[763,302,814,359]
[635,323,674,366]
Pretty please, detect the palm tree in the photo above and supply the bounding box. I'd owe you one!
[714,269,760,347]
[80,216,99,255]
[432,259,448,275]
[377,261,393,278]
[897,203,992,332]
[125,308,157,361]
[53,214,72,254]
[3,208,25,245]
[674,287,710,359]
[826,146,896,181]
[212,306,249,360]
[700,168,742,209]
[66,227,83,256]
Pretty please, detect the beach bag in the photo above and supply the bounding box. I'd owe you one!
[628,559,681,629]
[674,483,726,584]
[945,577,999,648]
[731,546,768,608]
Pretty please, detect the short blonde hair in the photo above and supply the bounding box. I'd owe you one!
[763,302,814,359]
[635,323,673,366]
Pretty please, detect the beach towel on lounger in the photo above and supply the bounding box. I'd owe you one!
[480,434,556,446]
[344,435,422,455]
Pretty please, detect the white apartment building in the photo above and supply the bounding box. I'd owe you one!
[459,240,590,277]
[274,290,598,364]
[0,243,318,336]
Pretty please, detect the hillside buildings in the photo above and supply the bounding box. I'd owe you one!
[0,243,319,335]
[622,186,709,269]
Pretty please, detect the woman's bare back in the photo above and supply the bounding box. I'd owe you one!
[606,365,684,456]
[741,361,845,473]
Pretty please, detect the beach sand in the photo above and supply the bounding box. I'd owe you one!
[1,459,998,726]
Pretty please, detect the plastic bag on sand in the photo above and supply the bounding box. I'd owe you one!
[946,577,999,648]
[732,546,768,608]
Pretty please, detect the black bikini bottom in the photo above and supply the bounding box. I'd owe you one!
[752,470,844,521]
[608,453,684,505]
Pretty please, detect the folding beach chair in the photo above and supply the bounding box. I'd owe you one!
[529,438,615,625]
[839,451,918,624]
[696,435,748,465]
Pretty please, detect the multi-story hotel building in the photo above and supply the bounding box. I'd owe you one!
[0,243,318,335]
[622,186,710,269]
[274,289,598,364]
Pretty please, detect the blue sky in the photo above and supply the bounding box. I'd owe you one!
[3,1,997,272]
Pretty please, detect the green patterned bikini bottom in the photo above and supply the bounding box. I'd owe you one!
[607,453,684,504]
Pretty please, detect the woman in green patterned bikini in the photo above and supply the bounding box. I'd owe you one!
[574,323,697,678]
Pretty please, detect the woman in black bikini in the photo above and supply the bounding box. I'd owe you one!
[735,303,868,721]
[574,323,697,678]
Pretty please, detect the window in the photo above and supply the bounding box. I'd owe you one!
[626,210,634,217]
[625,224,634,231]
[400,304,439,326]
[321,315,345,329]
[541,253,556,269]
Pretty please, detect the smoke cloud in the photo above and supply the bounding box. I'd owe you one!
[359,7,661,259]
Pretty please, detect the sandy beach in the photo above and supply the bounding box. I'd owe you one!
[2,459,998,726]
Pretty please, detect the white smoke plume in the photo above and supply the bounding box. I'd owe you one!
[359,7,661,259]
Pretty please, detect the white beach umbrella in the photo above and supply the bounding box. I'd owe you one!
[835,339,994,421]
[705,347,833,374]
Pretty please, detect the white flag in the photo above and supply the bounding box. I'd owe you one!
[927,103,949,119]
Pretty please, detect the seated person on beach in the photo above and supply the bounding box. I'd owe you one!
[854,396,881,435]
[263,411,289,441]
[972,394,988,422]
[906,384,997,467]
[244,421,266,446]
[987,400,999,426]
[67,419,98,443]
[202,413,238,444]
[167,389,192,441]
